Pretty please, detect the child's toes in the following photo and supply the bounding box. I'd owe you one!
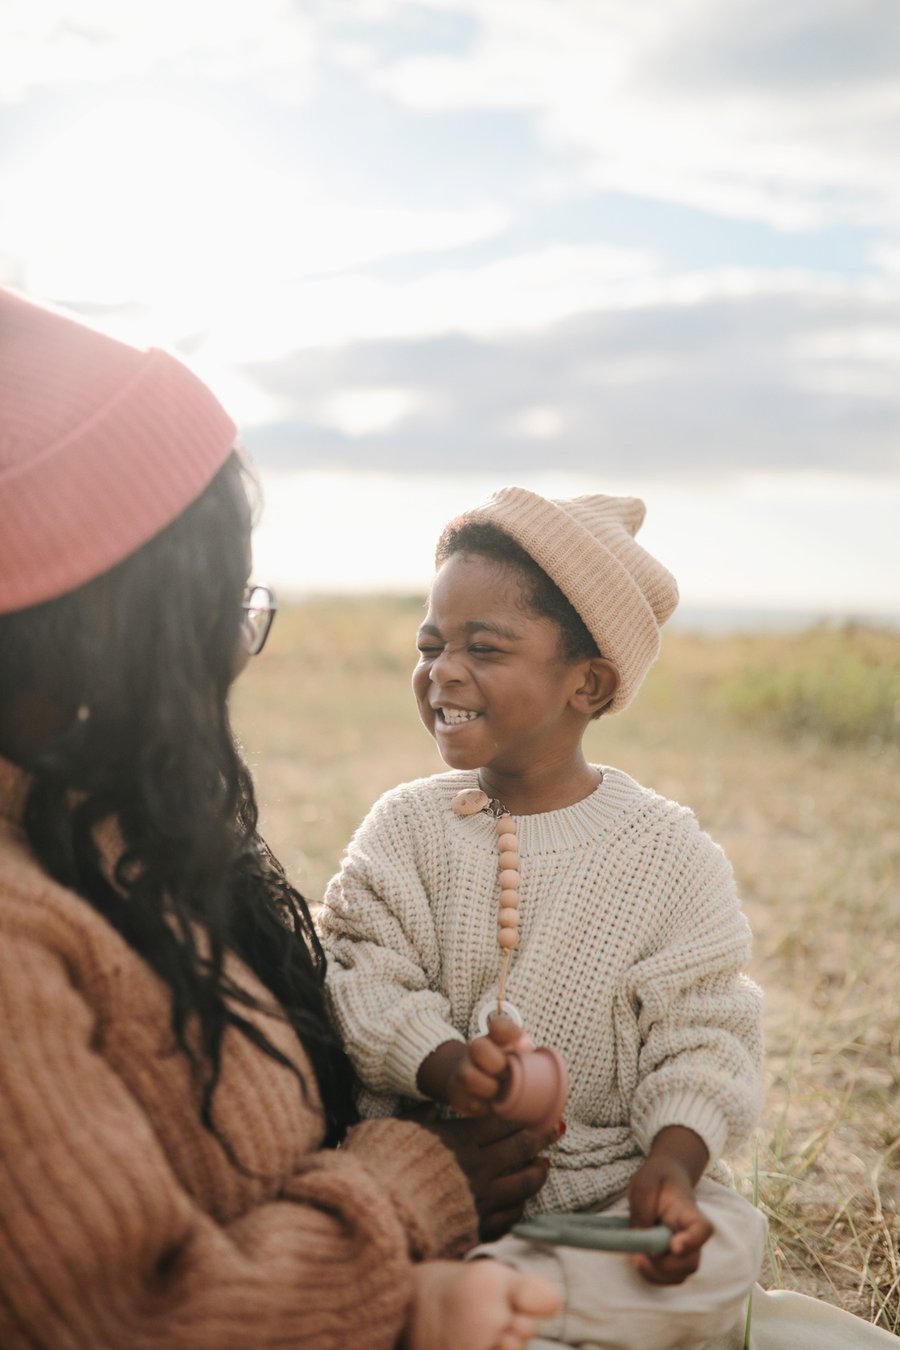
[498,1325,534,1350]
[511,1270,561,1319]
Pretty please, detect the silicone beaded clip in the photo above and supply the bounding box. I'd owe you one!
[450,788,520,1015]
[452,786,570,1131]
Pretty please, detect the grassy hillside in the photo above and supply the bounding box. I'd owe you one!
[232,598,900,1332]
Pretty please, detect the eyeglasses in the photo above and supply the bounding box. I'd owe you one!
[242,583,277,656]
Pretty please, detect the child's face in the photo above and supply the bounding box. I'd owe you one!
[413,551,588,777]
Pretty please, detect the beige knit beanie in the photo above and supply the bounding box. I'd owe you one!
[462,486,678,714]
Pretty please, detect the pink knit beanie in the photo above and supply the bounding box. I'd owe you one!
[0,287,237,614]
[461,486,679,714]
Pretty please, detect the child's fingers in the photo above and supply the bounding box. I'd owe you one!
[486,1015,527,1048]
[457,1056,506,1103]
[628,1203,713,1284]
[667,1208,713,1255]
[629,1247,702,1285]
[627,1174,662,1230]
[654,1187,713,1251]
[469,1034,512,1077]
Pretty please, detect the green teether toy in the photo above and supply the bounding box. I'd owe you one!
[512,1213,672,1255]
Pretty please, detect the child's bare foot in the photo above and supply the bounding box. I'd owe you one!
[404,1259,560,1350]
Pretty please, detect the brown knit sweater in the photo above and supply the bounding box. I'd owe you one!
[0,757,477,1349]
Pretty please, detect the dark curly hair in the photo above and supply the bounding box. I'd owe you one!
[436,517,601,663]
[0,452,356,1153]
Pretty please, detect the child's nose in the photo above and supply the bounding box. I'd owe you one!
[429,646,465,682]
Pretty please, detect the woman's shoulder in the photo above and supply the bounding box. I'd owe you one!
[0,822,82,936]
[0,825,138,996]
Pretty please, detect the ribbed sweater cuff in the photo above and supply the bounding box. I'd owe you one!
[382,1014,466,1099]
[345,1119,477,1259]
[633,1092,730,1164]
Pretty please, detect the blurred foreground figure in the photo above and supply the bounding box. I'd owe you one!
[0,287,559,1350]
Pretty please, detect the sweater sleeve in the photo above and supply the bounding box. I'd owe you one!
[622,820,763,1164]
[0,931,476,1350]
[318,792,465,1100]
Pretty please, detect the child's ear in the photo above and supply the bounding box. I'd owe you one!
[571,658,620,717]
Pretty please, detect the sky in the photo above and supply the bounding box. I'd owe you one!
[2,0,899,620]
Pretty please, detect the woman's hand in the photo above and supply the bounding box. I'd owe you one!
[420,1109,558,1241]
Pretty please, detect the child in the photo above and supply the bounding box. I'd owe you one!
[317,487,768,1349]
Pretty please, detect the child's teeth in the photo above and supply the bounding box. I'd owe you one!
[443,708,479,724]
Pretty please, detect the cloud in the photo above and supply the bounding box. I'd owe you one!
[0,0,318,102]
[242,280,900,478]
[656,0,900,93]
[194,241,657,366]
[0,91,511,308]
[6,0,899,500]
[371,0,900,231]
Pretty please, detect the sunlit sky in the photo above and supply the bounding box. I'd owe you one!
[2,1,899,619]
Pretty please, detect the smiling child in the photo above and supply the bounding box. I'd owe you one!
[318,488,766,1349]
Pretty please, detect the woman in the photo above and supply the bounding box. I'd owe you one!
[0,287,559,1349]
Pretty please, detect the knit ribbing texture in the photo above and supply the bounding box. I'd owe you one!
[0,287,237,613]
[0,756,476,1348]
[461,487,679,713]
[320,767,763,1216]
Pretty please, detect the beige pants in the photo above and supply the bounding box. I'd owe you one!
[743,1286,899,1348]
[472,1178,767,1349]
[528,1290,900,1350]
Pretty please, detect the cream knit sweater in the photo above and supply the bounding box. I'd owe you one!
[319,767,763,1216]
[0,756,477,1349]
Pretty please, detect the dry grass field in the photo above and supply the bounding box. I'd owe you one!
[233,599,900,1334]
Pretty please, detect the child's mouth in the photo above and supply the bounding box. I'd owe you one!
[437,707,482,726]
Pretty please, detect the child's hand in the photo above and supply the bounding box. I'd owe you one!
[626,1129,713,1285]
[445,1015,532,1117]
